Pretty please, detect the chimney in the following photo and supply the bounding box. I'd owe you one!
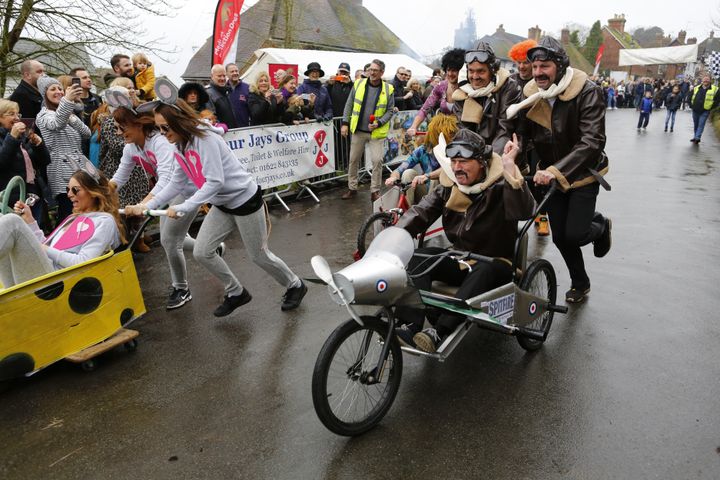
[678,30,686,44]
[561,28,570,45]
[496,24,505,34]
[655,32,664,47]
[607,13,626,34]
[687,37,697,45]
[711,30,715,38]
[528,25,541,41]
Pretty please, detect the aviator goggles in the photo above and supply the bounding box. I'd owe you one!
[446,141,482,160]
[465,50,493,65]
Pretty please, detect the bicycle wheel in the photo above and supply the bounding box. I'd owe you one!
[356,211,395,258]
[312,316,403,436]
[517,259,557,351]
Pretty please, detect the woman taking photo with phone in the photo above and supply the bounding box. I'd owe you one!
[125,80,307,317]
[0,99,50,221]
[36,76,91,222]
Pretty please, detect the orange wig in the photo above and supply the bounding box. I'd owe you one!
[508,39,538,62]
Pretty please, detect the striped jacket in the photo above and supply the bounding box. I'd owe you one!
[36,98,91,196]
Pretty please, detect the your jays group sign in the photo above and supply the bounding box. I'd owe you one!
[224,123,335,189]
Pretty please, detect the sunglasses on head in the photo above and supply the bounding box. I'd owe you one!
[114,122,126,134]
[158,124,171,134]
[465,50,492,65]
[66,186,82,195]
[446,141,480,160]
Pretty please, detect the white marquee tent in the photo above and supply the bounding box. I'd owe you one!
[242,48,434,83]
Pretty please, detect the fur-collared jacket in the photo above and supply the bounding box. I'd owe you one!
[397,154,535,261]
[452,68,522,155]
[519,70,609,191]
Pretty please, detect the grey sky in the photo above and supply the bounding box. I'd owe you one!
[150,0,719,84]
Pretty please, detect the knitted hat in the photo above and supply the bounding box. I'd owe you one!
[37,76,61,102]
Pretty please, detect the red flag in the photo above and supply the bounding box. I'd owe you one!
[594,44,606,66]
[212,0,244,66]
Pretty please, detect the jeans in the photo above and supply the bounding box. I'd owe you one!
[637,112,650,128]
[692,110,710,140]
[664,110,677,130]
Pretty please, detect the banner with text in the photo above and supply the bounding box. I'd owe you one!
[224,122,335,189]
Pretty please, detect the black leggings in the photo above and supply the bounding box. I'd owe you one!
[545,183,604,289]
[399,247,513,336]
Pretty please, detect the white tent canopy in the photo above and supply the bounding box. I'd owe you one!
[619,44,698,66]
[242,48,433,83]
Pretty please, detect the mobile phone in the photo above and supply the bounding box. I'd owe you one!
[71,77,81,86]
[301,93,310,100]
[19,118,35,131]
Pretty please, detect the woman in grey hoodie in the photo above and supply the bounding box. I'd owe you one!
[0,170,123,288]
[126,99,307,317]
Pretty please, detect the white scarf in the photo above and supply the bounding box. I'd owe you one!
[460,81,496,99]
[432,133,486,195]
[506,67,575,120]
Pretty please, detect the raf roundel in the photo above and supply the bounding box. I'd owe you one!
[376,279,388,294]
[528,302,538,316]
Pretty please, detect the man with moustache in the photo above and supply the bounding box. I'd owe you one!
[507,36,611,304]
[394,129,536,353]
[453,42,521,155]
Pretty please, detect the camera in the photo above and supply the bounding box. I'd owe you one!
[301,93,310,100]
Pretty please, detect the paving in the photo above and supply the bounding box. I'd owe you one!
[1,108,719,479]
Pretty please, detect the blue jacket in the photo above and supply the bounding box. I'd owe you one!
[640,97,653,113]
[228,81,251,128]
[296,80,334,121]
[395,145,440,177]
[635,82,653,97]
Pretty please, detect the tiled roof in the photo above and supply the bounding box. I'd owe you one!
[565,43,594,74]
[476,30,527,60]
[8,39,96,76]
[604,27,641,49]
[182,0,417,82]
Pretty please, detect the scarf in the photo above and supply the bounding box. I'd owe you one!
[20,144,35,184]
[460,81,496,99]
[506,67,575,120]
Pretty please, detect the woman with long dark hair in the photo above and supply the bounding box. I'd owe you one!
[125,83,306,316]
[110,96,209,310]
[0,170,124,288]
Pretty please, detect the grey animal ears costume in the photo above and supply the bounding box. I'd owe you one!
[64,154,101,182]
[136,77,181,113]
[104,88,137,114]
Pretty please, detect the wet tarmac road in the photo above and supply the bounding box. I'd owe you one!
[2,109,719,479]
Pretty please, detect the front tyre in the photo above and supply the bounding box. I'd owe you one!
[356,212,395,258]
[312,316,403,436]
[517,259,557,351]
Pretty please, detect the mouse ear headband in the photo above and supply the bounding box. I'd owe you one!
[64,154,101,182]
[137,77,182,113]
[105,88,137,114]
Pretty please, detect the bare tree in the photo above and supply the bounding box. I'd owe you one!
[0,0,179,95]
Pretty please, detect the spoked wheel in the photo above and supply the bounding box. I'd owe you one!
[517,259,557,351]
[312,316,403,436]
[356,212,395,258]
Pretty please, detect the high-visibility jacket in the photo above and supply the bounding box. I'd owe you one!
[349,79,394,139]
[691,84,718,111]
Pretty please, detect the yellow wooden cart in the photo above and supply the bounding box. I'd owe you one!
[0,177,147,382]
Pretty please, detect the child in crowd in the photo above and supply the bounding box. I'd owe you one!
[637,90,653,130]
[282,95,312,126]
[199,109,228,133]
[132,52,156,100]
[664,85,682,133]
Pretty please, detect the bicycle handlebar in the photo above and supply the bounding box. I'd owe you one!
[119,209,185,217]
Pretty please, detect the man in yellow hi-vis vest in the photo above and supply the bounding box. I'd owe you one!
[689,74,719,144]
[340,59,395,201]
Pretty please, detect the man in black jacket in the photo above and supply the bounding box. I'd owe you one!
[327,62,354,166]
[9,60,45,120]
[207,64,239,129]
